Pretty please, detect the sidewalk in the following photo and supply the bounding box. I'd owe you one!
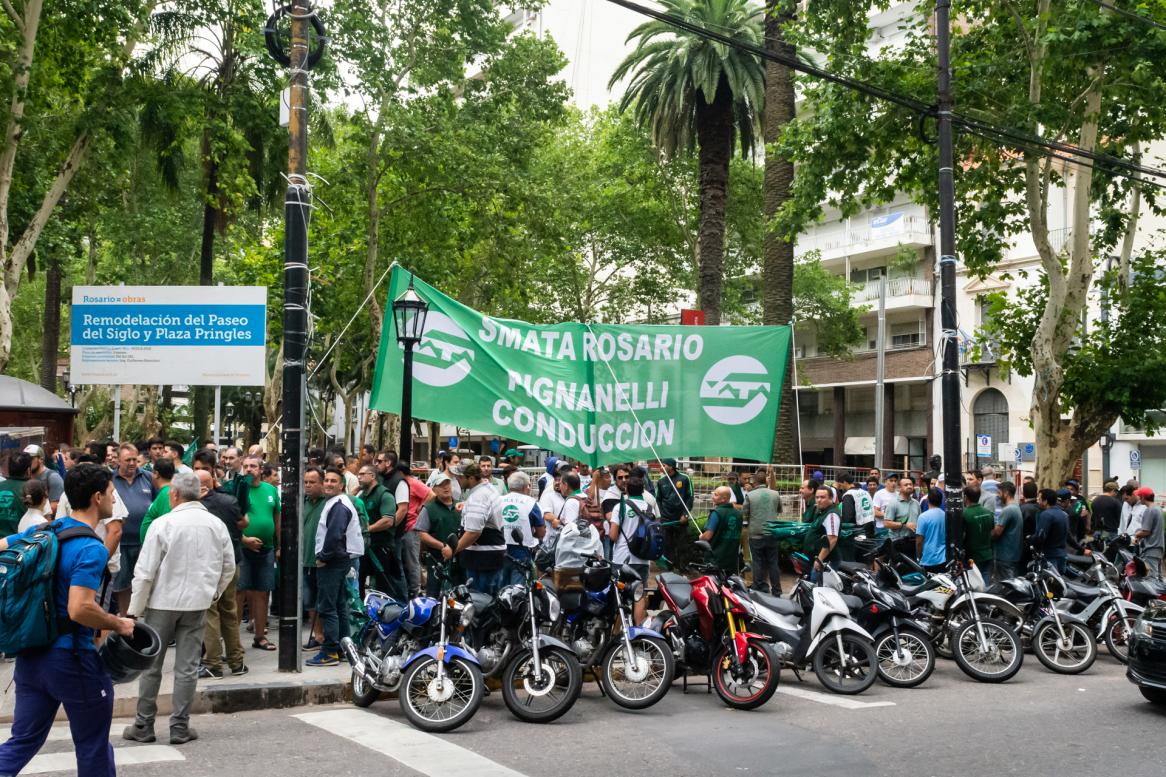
[0,629,351,723]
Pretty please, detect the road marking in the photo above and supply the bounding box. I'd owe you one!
[0,720,133,743]
[22,745,184,774]
[775,685,896,709]
[296,708,528,777]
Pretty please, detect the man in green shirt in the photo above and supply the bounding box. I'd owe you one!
[479,456,505,494]
[701,487,743,574]
[415,475,462,597]
[799,478,820,523]
[239,455,280,651]
[138,458,176,542]
[803,486,843,574]
[745,469,783,593]
[990,481,1023,585]
[358,464,406,602]
[0,452,31,536]
[883,474,921,549]
[961,484,995,581]
[301,467,326,650]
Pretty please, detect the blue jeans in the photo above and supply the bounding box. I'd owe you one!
[505,548,533,587]
[0,650,115,777]
[316,562,351,652]
[464,565,505,597]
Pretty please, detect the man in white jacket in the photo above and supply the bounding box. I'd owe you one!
[307,468,366,667]
[123,471,235,746]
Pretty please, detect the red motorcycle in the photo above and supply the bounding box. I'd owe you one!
[650,541,780,709]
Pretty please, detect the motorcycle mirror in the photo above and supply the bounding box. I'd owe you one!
[446,532,459,547]
[511,527,523,543]
[694,540,712,553]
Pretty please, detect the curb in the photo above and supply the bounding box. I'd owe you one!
[0,676,353,724]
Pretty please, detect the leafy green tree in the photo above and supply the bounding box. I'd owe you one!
[778,0,1166,483]
[611,0,765,324]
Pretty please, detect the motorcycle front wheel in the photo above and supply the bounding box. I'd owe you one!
[399,656,484,733]
[351,632,381,708]
[1103,612,1136,664]
[951,618,1023,683]
[1033,620,1097,675]
[874,629,935,688]
[813,633,878,695]
[711,641,780,710]
[501,646,583,723]
[600,636,674,710]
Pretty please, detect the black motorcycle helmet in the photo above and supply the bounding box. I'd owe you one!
[581,557,612,592]
[99,620,162,684]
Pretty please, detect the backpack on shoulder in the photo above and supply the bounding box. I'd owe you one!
[620,498,665,561]
[0,521,99,655]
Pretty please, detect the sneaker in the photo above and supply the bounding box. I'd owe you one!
[305,649,340,667]
[198,665,224,680]
[229,663,250,677]
[170,727,199,745]
[122,723,156,743]
[302,637,322,652]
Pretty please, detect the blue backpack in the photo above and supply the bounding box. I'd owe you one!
[620,498,665,561]
[0,521,99,654]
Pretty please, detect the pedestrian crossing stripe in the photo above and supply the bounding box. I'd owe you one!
[22,745,184,774]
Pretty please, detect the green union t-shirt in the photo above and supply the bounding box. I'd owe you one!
[244,481,281,550]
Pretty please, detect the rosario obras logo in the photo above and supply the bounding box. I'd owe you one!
[699,355,772,425]
[406,312,475,388]
[501,503,521,524]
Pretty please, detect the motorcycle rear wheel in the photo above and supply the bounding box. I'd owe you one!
[711,641,780,710]
[951,618,1023,683]
[600,636,674,710]
[1103,612,1135,664]
[1033,620,1096,675]
[813,634,878,695]
[501,647,583,724]
[874,629,935,688]
[399,656,483,733]
[351,632,382,708]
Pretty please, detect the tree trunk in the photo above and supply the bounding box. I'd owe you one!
[264,342,283,457]
[191,150,220,443]
[762,0,798,464]
[694,79,734,326]
[365,128,384,343]
[39,251,61,392]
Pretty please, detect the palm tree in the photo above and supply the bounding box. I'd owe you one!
[610,0,764,325]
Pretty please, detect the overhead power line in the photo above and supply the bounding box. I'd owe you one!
[602,0,1166,188]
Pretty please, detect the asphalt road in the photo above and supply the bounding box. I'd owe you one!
[9,653,1164,777]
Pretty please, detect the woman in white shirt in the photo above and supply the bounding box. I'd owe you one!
[18,479,52,531]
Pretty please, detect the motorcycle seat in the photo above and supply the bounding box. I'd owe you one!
[469,592,494,612]
[839,561,871,575]
[1065,581,1100,599]
[1066,554,1094,566]
[899,578,939,596]
[657,573,693,610]
[752,591,803,617]
[377,603,405,624]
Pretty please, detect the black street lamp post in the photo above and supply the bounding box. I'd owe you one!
[392,276,429,468]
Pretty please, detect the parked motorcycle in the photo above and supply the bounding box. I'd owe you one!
[340,542,485,732]
[550,557,674,709]
[730,552,879,695]
[1052,549,1143,663]
[651,541,781,710]
[989,550,1097,674]
[460,538,583,724]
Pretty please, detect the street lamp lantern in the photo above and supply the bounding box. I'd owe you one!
[393,276,429,345]
[392,274,429,468]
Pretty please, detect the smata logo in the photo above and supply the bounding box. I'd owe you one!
[501,504,521,524]
[405,311,474,388]
[699,356,772,425]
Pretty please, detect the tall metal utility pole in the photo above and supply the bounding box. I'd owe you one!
[873,274,887,471]
[268,0,324,673]
[936,0,964,550]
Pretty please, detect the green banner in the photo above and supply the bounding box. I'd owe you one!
[370,266,791,467]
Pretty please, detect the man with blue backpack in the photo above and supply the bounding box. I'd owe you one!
[0,463,136,777]
[609,475,664,624]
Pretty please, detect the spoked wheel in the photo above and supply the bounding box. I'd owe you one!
[501,647,583,723]
[1103,613,1136,664]
[351,633,381,708]
[711,641,780,710]
[600,636,674,710]
[1033,620,1097,675]
[874,629,936,688]
[813,633,878,695]
[399,656,484,732]
[951,618,1023,683]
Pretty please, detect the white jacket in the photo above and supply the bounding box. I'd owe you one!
[129,500,235,616]
[316,493,366,562]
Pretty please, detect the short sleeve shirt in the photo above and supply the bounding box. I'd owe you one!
[243,481,281,549]
[993,504,1023,563]
[611,495,650,564]
[744,487,781,539]
[39,468,65,503]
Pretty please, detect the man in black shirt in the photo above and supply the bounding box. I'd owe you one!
[1018,481,1041,567]
[1090,481,1123,539]
[193,462,248,679]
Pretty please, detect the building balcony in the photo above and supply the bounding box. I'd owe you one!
[852,276,933,311]
[795,345,934,387]
[795,209,933,264]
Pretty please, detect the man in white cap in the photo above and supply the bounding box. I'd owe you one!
[24,445,64,515]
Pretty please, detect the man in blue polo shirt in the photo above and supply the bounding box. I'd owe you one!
[113,443,157,616]
[915,487,948,572]
[0,463,137,777]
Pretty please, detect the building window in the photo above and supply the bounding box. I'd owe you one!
[973,388,1009,461]
[890,320,924,348]
[850,266,886,284]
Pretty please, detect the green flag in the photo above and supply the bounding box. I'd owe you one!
[370,267,791,467]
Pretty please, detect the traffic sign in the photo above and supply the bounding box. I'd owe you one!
[1131,449,1142,469]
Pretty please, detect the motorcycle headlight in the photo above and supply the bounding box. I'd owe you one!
[460,603,476,628]
[545,591,561,622]
[630,581,645,602]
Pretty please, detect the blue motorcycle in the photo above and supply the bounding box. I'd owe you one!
[550,557,675,710]
[341,544,483,732]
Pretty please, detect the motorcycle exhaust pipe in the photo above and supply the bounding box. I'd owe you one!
[339,637,371,683]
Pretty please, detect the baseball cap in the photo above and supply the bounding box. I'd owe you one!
[23,444,44,458]
[661,457,678,469]
[1065,479,1080,488]
[545,456,559,475]
[503,448,521,458]
[454,462,482,479]
[1056,488,1072,500]
[430,472,452,487]
[836,470,856,485]
[1135,486,1155,500]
